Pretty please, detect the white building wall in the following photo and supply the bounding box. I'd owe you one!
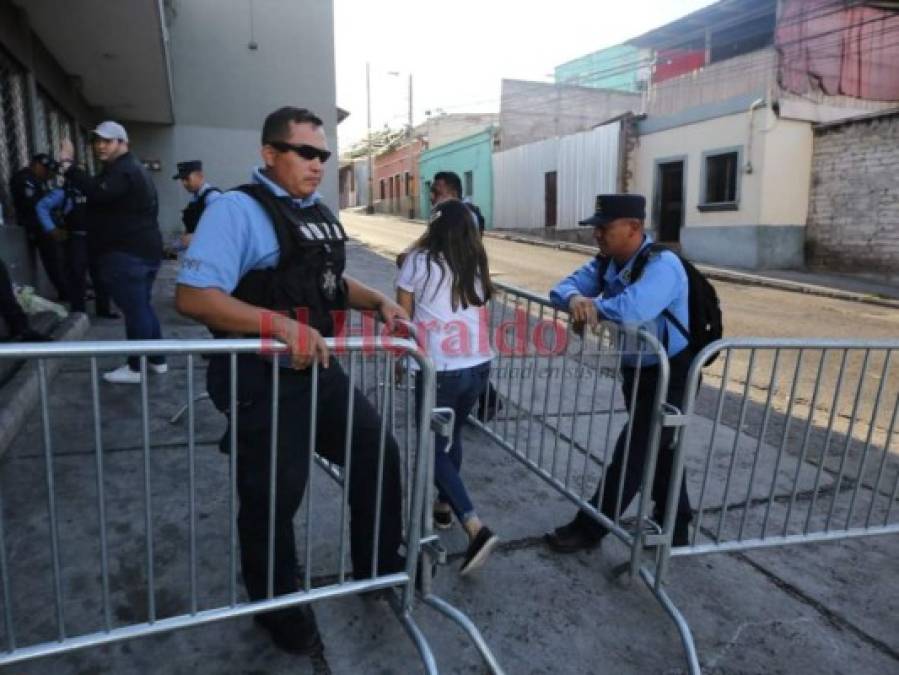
[492,137,558,230]
[557,122,620,229]
[493,121,620,231]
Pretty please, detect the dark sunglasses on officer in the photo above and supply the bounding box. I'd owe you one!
[267,140,332,164]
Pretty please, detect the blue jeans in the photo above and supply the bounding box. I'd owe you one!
[99,251,165,371]
[416,361,492,523]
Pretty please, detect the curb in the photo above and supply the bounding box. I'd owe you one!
[0,312,91,459]
[483,231,899,310]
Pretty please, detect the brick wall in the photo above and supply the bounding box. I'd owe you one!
[807,112,899,280]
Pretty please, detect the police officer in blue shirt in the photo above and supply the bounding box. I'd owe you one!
[36,180,115,317]
[544,193,694,553]
[175,107,408,655]
[173,160,221,249]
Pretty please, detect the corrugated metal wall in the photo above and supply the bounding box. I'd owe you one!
[493,120,620,230]
[557,121,620,228]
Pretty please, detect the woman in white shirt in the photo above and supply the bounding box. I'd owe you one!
[396,199,499,575]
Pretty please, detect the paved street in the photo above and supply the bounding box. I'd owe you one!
[0,231,896,675]
[342,210,899,455]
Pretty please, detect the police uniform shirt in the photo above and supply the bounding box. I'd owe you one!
[36,188,66,233]
[192,182,221,206]
[549,234,690,363]
[177,166,321,294]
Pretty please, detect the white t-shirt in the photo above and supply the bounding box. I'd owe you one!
[396,249,494,371]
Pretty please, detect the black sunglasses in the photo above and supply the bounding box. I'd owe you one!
[268,140,331,163]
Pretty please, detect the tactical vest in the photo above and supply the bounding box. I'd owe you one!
[206,183,349,417]
[231,183,349,337]
[181,187,221,234]
[62,187,89,233]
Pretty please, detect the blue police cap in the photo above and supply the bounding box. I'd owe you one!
[578,194,646,227]
[173,160,203,180]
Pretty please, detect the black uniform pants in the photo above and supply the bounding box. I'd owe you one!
[0,258,28,336]
[27,229,68,302]
[210,359,404,605]
[574,348,694,539]
[65,234,110,314]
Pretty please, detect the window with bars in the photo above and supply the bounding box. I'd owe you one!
[0,49,32,224]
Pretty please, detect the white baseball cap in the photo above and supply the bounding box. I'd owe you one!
[91,120,129,143]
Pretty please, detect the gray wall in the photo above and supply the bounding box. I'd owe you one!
[681,224,806,270]
[498,79,640,151]
[135,0,339,236]
[806,113,899,282]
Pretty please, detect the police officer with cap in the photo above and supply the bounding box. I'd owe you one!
[9,153,69,301]
[544,193,694,553]
[175,106,408,655]
[35,172,116,317]
[173,160,220,249]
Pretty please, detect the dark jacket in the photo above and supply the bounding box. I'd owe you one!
[65,152,163,260]
[9,167,48,233]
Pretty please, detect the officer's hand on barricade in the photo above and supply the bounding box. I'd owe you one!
[180,233,193,249]
[275,318,330,370]
[49,228,68,243]
[569,295,598,328]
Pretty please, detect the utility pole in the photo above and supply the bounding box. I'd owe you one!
[407,73,414,219]
[366,61,374,214]
[407,73,413,137]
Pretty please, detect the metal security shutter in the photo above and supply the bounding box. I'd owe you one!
[0,49,32,225]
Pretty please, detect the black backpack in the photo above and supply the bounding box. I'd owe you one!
[598,243,723,363]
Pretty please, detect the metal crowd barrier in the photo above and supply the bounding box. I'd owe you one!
[0,334,503,673]
[471,281,675,579]
[649,338,899,674]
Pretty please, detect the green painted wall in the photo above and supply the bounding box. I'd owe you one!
[418,129,494,228]
[555,44,648,93]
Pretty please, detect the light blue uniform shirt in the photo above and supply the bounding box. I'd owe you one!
[549,234,690,364]
[35,188,67,232]
[192,183,222,206]
[177,167,321,292]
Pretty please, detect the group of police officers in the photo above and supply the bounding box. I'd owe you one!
[4,105,696,657]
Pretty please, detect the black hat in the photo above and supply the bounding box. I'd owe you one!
[173,160,203,180]
[32,153,53,167]
[578,194,646,227]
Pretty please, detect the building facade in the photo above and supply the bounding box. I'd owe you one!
[419,129,495,228]
[0,0,338,288]
[373,138,422,219]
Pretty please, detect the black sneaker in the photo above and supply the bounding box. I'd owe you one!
[459,527,499,576]
[254,605,322,655]
[7,328,52,343]
[543,521,603,554]
[433,505,453,530]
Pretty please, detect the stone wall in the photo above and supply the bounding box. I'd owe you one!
[807,111,899,281]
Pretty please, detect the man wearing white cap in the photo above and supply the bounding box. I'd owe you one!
[58,121,167,384]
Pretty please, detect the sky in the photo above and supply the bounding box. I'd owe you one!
[334,0,718,148]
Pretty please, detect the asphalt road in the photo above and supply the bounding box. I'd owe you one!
[341,210,899,448]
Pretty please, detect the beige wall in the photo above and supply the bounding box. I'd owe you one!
[758,113,813,226]
[633,109,813,231]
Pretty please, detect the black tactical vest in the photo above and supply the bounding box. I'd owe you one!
[62,186,89,233]
[181,187,221,234]
[231,183,349,338]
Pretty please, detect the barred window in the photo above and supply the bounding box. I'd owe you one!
[0,49,32,224]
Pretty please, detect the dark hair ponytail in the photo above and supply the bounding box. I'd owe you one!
[412,199,493,310]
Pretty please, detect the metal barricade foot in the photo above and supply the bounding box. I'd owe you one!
[639,566,701,675]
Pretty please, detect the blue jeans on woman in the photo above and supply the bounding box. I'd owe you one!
[99,251,165,371]
[416,360,492,523]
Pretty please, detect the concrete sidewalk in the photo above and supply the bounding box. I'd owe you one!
[0,241,896,674]
[484,230,899,308]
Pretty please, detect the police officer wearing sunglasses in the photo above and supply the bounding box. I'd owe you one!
[175,107,408,655]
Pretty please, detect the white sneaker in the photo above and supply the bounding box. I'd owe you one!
[103,365,142,384]
[149,362,168,375]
